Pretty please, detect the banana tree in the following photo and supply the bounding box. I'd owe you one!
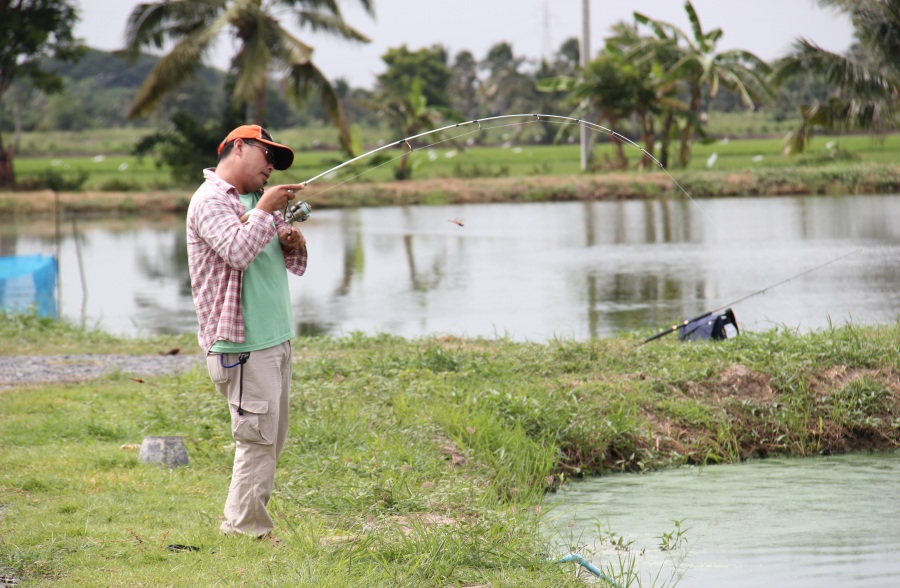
[631,1,772,167]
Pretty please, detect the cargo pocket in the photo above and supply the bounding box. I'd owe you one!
[231,400,273,445]
[206,354,231,385]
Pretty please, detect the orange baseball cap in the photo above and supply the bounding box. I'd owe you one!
[218,124,294,170]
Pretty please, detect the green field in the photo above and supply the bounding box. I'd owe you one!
[11,124,899,191]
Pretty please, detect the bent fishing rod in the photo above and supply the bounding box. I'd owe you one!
[274,113,674,223]
[638,248,862,346]
[303,113,657,185]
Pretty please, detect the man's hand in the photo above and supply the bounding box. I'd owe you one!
[278,227,306,250]
[257,183,305,215]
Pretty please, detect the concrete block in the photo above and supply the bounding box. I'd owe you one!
[139,436,189,468]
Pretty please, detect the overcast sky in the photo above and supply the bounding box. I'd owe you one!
[74,0,856,88]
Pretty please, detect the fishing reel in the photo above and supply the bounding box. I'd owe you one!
[284,200,311,224]
[238,199,311,225]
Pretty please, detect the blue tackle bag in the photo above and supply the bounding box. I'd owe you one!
[679,308,739,342]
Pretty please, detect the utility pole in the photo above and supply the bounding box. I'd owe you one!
[580,0,590,171]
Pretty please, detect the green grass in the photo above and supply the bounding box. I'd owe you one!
[1,313,899,586]
[12,154,175,191]
[11,125,391,158]
[704,111,802,137]
[13,127,158,157]
[0,311,196,355]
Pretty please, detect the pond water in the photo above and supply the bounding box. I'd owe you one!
[543,452,900,588]
[2,193,899,340]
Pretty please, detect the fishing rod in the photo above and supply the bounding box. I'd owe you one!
[301,113,657,186]
[638,248,862,346]
[268,113,669,224]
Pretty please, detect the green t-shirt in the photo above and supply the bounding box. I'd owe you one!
[210,192,295,353]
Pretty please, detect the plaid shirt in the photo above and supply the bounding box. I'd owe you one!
[187,169,307,353]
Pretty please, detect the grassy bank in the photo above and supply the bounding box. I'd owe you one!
[1,313,898,586]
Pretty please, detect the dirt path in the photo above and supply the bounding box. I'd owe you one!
[0,353,203,390]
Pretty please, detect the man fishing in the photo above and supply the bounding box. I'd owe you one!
[186,124,307,541]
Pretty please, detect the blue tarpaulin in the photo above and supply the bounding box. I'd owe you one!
[0,254,58,318]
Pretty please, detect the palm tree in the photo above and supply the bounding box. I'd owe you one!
[632,1,772,167]
[773,0,900,154]
[121,0,374,152]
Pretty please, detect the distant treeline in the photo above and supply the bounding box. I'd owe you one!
[0,49,322,133]
[0,44,831,140]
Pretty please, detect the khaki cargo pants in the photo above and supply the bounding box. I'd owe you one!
[206,341,291,537]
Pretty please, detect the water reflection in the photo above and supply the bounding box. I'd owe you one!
[2,194,898,339]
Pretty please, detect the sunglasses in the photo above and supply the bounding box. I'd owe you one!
[244,141,274,166]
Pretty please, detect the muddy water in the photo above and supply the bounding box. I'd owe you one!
[544,452,900,587]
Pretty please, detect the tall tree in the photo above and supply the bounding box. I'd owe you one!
[555,37,581,76]
[530,38,584,144]
[773,0,900,154]
[370,45,459,181]
[448,50,479,120]
[0,0,83,187]
[480,42,533,116]
[377,45,451,108]
[122,0,374,153]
